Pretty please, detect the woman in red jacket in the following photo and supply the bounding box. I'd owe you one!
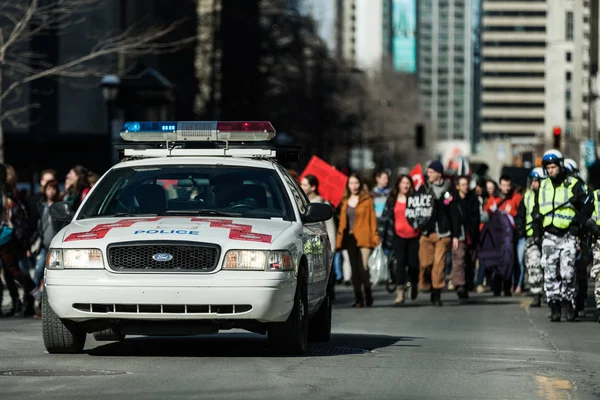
[336,174,380,307]
[378,175,420,305]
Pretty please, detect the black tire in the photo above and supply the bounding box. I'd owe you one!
[42,293,86,354]
[93,329,125,342]
[309,273,332,342]
[268,266,308,355]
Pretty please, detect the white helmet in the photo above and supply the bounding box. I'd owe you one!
[564,158,578,172]
[542,149,564,169]
[530,167,545,180]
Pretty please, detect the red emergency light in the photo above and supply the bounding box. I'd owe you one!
[217,121,275,133]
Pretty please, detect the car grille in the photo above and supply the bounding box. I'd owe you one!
[107,242,220,272]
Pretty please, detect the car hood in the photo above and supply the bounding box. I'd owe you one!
[57,216,293,250]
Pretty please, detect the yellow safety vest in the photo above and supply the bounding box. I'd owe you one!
[593,190,600,226]
[524,189,536,237]
[538,177,577,230]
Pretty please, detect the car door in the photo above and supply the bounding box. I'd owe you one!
[276,167,327,311]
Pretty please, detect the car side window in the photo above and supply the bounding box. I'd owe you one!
[277,166,308,215]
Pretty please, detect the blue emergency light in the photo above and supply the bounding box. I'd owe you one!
[120,121,276,142]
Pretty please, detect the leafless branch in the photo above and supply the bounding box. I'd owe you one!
[0,103,40,123]
[1,19,194,102]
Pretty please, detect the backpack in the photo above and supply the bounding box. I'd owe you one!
[0,194,29,249]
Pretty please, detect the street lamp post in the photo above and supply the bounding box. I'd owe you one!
[101,75,120,165]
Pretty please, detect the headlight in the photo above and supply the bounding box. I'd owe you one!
[223,250,294,271]
[46,249,104,270]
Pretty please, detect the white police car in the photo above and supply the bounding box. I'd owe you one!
[43,121,334,355]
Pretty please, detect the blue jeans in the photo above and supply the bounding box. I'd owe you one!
[333,251,343,281]
[445,250,452,280]
[515,238,526,289]
[476,259,486,286]
[33,248,47,288]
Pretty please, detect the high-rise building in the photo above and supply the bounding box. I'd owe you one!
[392,0,417,73]
[480,0,591,150]
[293,0,339,55]
[417,0,474,142]
[338,0,389,73]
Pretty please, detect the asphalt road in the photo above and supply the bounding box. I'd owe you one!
[1,285,599,400]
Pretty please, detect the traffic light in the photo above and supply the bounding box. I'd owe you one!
[552,126,562,149]
[415,124,424,149]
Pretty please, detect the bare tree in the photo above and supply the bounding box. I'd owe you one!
[362,61,431,171]
[0,0,195,162]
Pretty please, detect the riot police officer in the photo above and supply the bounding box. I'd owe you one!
[516,167,545,307]
[589,189,600,323]
[565,158,592,317]
[534,150,593,322]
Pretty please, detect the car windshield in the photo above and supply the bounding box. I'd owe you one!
[78,165,295,221]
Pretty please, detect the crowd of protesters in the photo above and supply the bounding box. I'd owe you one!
[0,164,99,318]
[3,152,599,325]
[299,154,600,324]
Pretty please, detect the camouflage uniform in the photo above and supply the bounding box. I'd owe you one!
[540,232,577,303]
[521,190,544,295]
[535,173,591,322]
[525,237,543,294]
[591,241,600,310]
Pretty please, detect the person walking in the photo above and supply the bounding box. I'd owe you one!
[336,174,380,307]
[450,175,480,299]
[378,174,420,305]
[534,150,593,322]
[516,167,545,307]
[418,161,460,306]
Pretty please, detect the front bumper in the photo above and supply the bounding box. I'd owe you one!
[45,269,296,323]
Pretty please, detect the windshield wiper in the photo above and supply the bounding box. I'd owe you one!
[108,213,159,218]
[165,209,242,217]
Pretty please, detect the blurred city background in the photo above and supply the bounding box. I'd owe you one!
[2,0,600,188]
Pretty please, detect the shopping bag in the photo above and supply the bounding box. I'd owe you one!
[368,244,389,285]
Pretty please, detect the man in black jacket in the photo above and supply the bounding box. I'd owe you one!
[418,161,460,306]
[450,175,481,298]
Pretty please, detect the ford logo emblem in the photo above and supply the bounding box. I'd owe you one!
[152,253,173,262]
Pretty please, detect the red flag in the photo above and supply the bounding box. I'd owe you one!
[300,156,348,207]
[409,164,424,191]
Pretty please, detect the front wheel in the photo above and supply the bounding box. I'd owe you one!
[268,267,308,355]
[42,293,86,354]
[309,274,332,342]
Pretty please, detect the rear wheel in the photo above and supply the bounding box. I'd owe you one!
[268,266,308,355]
[42,293,86,354]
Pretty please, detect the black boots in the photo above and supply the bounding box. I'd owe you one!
[562,300,575,322]
[549,300,561,322]
[430,289,443,306]
[530,294,542,308]
[365,286,373,307]
[456,285,469,300]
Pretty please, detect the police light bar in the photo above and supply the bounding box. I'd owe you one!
[120,121,276,142]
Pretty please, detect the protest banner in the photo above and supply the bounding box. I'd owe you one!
[405,191,435,230]
[300,156,348,207]
[409,163,424,191]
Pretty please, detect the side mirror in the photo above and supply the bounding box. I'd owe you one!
[302,202,333,223]
[49,201,75,223]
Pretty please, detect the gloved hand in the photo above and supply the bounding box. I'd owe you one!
[584,219,600,237]
[383,248,391,257]
[569,223,579,237]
